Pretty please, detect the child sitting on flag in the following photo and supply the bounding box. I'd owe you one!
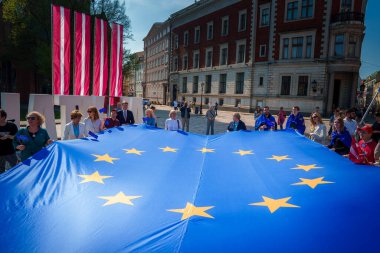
[349,125,377,165]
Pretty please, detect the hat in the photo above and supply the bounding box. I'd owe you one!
[358,125,373,134]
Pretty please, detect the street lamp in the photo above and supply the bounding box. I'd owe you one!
[200,82,205,115]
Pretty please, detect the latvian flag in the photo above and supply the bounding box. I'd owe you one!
[52,5,70,95]
[74,12,91,96]
[93,18,109,96]
[109,23,123,101]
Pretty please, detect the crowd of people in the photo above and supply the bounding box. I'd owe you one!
[1,102,380,173]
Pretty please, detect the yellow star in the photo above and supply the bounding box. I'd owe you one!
[160,146,178,152]
[267,155,291,162]
[168,202,214,220]
[291,164,322,172]
[233,150,254,156]
[98,192,142,206]
[250,196,300,213]
[78,171,112,184]
[292,177,334,189]
[197,148,215,153]
[123,148,145,155]
[92,153,119,164]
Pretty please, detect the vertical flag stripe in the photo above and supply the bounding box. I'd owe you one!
[110,23,123,101]
[80,13,86,96]
[52,5,70,95]
[93,18,108,96]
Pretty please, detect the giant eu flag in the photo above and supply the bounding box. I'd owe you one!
[1,125,380,252]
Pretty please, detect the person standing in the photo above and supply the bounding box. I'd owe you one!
[343,108,358,136]
[180,102,191,132]
[255,106,277,131]
[63,110,86,140]
[13,111,53,162]
[165,110,182,131]
[254,107,262,120]
[206,106,216,135]
[328,108,340,136]
[277,107,286,130]
[308,112,327,144]
[372,112,380,142]
[214,102,218,116]
[84,106,102,135]
[117,101,135,125]
[0,109,18,172]
[286,106,306,134]
[227,113,247,132]
[116,102,123,112]
[102,109,121,130]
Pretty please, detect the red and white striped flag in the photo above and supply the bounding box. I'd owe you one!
[52,5,70,95]
[93,18,109,96]
[109,23,123,99]
[74,12,90,96]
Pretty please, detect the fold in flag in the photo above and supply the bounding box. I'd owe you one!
[1,126,380,252]
[93,18,109,96]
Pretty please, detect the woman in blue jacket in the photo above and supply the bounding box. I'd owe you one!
[327,117,352,155]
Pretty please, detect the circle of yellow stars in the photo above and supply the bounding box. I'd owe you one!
[79,146,335,219]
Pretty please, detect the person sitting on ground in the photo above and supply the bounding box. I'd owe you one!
[143,109,156,127]
[343,108,358,136]
[117,101,135,125]
[0,109,18,173]
[165,110,182,131]
[13,111,53,161]
[227,113,247,132]
[102,109,121,130]
[308,112,327,144]
[84,106,102,135]
[277,107,286,130]
[63,110,86,140]
[286,106,306,134]
[349,125,377,165]
[327,117,352,155]
[255,106,277,131]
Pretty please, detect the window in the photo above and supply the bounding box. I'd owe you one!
[305,36,312,58]
[237,42,246,63]
[341,0,352,12]
[259,76,264,86]
[235,72,244,94]
[174,35,179,49]
[205,75,212,94]
[193,51,200,69]
[334,34,344,57]
[184,31,189,46]
[291,37,303,58]
[206,48,213,67]
[259,44,267,57]
[182,77,188,93]
[205,98,209,105]
[194,26,200,44]
[281,76,291,95]
[183,55,188,70]
[348,36,357,57]
[283,38,289,59]
[287,1,298,21]
[220,45,228,65]
[260,7,270,26]
[238,10,247,32]
[219,74,227,93]
[235,99,241,107]
[193,76,199,93]
[207,22,214,40]
[219,98,224,106]
[297,76,308,96]
[301,0,313,18]
[192,97,196,103]
[221,16,229,36]
[173,57,178,71]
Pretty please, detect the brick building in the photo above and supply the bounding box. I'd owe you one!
[143,21,170,104]
[166,0,367,114]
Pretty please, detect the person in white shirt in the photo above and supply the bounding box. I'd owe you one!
[63,110,86,140]
[343,108,358,136]
[84,106,102,135]
[165,110,182,131]
[308,112,327,144]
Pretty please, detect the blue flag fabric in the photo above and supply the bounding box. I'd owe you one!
[1,125,380,252]
[254,114,276,130]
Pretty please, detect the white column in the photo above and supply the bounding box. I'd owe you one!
[29,94,57,140]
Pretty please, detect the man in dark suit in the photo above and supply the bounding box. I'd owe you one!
[117,101,135,125]
[227,112,247,132]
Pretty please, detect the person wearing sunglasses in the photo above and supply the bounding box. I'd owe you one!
[84,106,102,135]
[13,111,53,161]
[308,112,327,144]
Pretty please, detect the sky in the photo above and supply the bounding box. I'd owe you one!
[124,0,380,79]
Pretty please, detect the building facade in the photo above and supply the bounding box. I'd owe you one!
[166,0,367,114]
[143,21,170,104]
[125,51,144,98]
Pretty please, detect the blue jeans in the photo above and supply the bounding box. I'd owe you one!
[0,153,18,173]
[206,120,214,135]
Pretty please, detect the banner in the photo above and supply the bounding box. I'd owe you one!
[109,23,123,100]
[52,5,70,95]
[93,18,109,96]
[74,12,91,96]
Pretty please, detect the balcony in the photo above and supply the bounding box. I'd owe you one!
[331,12,364,24]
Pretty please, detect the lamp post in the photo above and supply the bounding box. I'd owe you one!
[200,82,204,115]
